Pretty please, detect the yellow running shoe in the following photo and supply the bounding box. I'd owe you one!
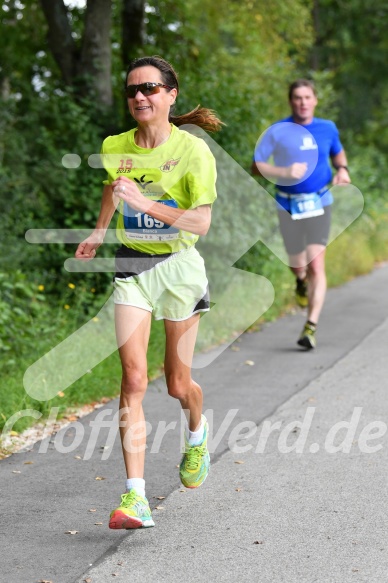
[109,489,155,529]
[179,415,210,489]
[297,322,316,349]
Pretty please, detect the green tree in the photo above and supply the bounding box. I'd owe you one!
[144,0,314,162]
[40,0,113,107]
[309,0,388,136]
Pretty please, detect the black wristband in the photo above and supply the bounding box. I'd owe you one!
[335,165,349,172]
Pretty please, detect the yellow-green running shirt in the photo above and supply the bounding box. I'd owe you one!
[101,124,217,254]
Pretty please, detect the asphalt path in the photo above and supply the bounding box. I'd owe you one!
[1,264,388,583]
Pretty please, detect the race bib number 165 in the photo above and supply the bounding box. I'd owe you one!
[124,199,180,241]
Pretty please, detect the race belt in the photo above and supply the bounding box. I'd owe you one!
[277,186,328,220]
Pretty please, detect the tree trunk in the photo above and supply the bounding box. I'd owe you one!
[39,0,77,86]
[40,0,113,109]
[311,0,320,70]
[79,0,113,108]
[121,0,145,65]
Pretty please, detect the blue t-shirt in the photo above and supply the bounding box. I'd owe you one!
[254,117,343,210]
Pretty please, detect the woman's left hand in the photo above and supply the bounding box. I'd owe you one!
[112,177,151,213]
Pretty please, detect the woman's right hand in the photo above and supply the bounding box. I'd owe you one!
[75,230,105,260]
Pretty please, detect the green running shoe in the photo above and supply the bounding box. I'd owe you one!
[180,415,210,489]
[109,489,155,529]
[297,322,316,349]
[295,277,308,308]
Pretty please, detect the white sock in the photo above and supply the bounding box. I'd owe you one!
[126,478,146,498]
[186,416,205,445]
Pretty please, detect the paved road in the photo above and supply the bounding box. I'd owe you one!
[1,265,388,583]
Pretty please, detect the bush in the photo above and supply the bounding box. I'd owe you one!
[0,271,48,363]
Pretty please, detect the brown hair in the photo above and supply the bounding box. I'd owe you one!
[125,55,223,132]
[288,79,317,101]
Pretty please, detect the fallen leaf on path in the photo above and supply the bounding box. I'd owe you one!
[253,540,264,544]
[88,509,97,512]
[95,476,106,480]
[244,360,255,366]
[38,580,53,583]
[155,506,164,510]
[155,496,165,500]
[74,455,82,460]
[94,522,103,526]
[64,414,78,422]
[235,488,242,492]
[24,461,34,465]
[83,578,92,582]
[12,470,21,474]
[65,530,79,535]
[234,460,244,464]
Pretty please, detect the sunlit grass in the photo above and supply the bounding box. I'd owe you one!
[0,318,165,435]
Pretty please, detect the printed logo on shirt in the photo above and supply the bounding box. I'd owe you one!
[300,137,318,151]
[134,175,154,190]
[160,158,181,172]
[117,158,133,173]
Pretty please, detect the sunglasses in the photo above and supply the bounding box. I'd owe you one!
[125,82,173,98]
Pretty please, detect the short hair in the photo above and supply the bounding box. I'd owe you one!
[288,79,317,100]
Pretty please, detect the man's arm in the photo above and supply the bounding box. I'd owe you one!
[331,150,351,185]
[251,160,263,177]
[252,160,308,181]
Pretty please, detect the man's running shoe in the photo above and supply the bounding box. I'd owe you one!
[297,322,316,349]
[180,415,210,489]
[295,277,308,308]
[109,489,155,529]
